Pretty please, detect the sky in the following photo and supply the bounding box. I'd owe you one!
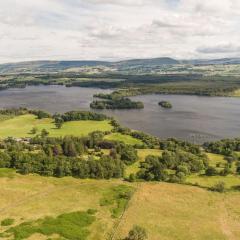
[0,0,240,63]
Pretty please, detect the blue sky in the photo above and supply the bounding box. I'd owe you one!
[0,0,240,63]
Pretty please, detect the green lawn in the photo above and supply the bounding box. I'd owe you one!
[0,114,113,138]
[104,133,143,145]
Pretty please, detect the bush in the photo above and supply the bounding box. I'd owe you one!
[205,167,218,176]
[219,167,232,176]
[1,218,14,226]
[124,225,148,240]
[128,173,136,182]
[210,182,225,193]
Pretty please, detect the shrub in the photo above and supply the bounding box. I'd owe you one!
[210,182,225,193]
[124,225,148,240]
[128,173,136,182]
[1,218,14,226]
[205,167,218,176]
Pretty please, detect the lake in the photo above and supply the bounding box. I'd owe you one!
[0,85,240,143]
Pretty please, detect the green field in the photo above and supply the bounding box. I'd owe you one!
[0,170,240,240]
[0,114,113,138]
[186,174,240,190]
[207,153,226,167]
[104,133,143,145]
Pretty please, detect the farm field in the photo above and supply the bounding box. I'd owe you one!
[116,183,240,240]
[1,170,240,240]
[0,114,113,138]
[0,169,133,240]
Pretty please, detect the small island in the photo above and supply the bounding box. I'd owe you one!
[158,101,172,109]
[90,98,144,110]
[90,93,144,110]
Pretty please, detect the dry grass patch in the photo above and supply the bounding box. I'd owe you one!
[116,182,240,240]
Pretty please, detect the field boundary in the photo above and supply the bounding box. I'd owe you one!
[107,182,141,240]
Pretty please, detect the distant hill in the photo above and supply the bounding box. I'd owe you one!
[114,57,179,67]
[1,57,240,74]
[182,58,240,65]
[0,60,110,74]
[0,58,179,74]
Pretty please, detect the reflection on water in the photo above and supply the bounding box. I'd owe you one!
[0,85,240,143]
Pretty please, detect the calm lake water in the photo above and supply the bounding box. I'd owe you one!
[0,85,240,143]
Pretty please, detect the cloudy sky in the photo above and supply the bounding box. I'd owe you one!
[0,0,240,63]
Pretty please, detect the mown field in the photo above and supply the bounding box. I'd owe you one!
[0,114,113,138]
[0,169,240,240]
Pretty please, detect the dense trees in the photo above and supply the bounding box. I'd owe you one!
[203,138,240,156]
[160,138,202,155]
[91,91,144,110]
[30,110,51,119]
[118,144,138,165]
[0,136,125,179]
[54,111,109,122]
[137,150,208,182]
[0,131,139,179]
[90,98,144,110]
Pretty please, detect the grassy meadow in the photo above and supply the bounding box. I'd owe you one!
[0,114,112,138]
[184,152,240,190]
[104,133,143,145]
[0,169,240,240]
[116,183,240,240]
[0,169,133,240]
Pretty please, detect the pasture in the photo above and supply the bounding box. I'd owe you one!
[104,133,143,145]
[0,114,112,138]
[1,170,240,240]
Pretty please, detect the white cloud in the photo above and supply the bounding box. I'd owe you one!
[0,0,240,63]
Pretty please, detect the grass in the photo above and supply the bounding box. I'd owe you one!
[104,133,143,145]
[99,185,134,218]
[0,168,16,178]
[0,171,240,239]
[207,153,227,169]
[231,88,240,96]
[186,174,240,190]
[1,218,14,226]
[0,172,131,240]
[125,149,163,177]
[0,114,112,139]
[117,182,240,240]
[6,211,95,240]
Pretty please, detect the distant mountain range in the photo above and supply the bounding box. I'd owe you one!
[0,57,240,74]
[183,58,240,65]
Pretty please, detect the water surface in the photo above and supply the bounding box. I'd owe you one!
[0,85,240,143]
